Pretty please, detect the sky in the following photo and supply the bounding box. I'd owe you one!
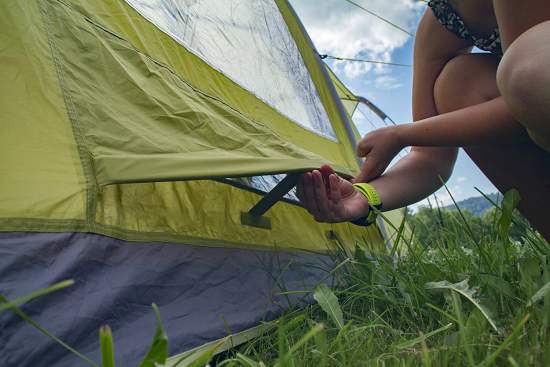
[289,0,499,208]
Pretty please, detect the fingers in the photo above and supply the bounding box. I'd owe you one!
[355,128,404,183]
[296,173,305,201]
[319,164,335,182]
[298,168,351,223]
[356,137,373,158]
[297,169,342,223]
[355,137,377,182]
[312,170,331,221]
[299,172,321,219]
[354,156,377,183]
[319,164,335,194]
[329,174,342,203]
[328,173,345,221]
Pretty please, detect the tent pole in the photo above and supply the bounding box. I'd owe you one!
[283,0,362,168]
[247,173,300,217]
[241,173,300,229]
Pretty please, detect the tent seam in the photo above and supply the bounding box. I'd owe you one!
[0,218,338,253]
[40,0,98,227]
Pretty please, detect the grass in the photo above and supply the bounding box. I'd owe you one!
[215,189,550,366]
[2,190,550,366]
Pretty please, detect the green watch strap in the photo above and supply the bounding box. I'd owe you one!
[352,183,382,207]
[350,183,383,227]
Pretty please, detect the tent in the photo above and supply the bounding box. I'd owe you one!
[0,0,403,365]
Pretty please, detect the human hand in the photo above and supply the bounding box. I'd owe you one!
[296,165,370,223]
[355,126,405,183]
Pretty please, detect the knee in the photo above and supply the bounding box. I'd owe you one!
[497,42,549,125]
[434,54,499,114]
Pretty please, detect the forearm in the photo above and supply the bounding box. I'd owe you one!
[356,11,477,212]
[397,96,529,147]
[367,148,457,211]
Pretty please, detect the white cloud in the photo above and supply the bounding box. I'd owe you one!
[457,176,467,183]
[290,0,424,78]
[374,75,403,89]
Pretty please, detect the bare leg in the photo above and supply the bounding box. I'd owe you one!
[435,54,550,242]
[494,2,550,152]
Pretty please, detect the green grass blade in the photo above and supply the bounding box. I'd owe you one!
[425,279,499,333]
[313,284,344,329]
[139,303,168,367]
[0,279,74,314]
[527,281,550,307]
[420,331,432,367]
[480,314,530,367]
[440,181,493,270]
[274,323,324,367]
[100,325,116,367]
[450,291,475,367]
[0,294,99,367]
[234,353,262,367]
[394,323,453,350]
[313,326,328,367]
[390,209,408,258]
[171,339,224,367]
[498,189,521,238]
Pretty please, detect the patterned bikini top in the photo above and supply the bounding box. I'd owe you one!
[428,0,502,56]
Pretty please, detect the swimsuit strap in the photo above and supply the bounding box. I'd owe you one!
[428,0,502,56]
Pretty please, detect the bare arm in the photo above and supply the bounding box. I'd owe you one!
[393,97,528,148]
[364,10,472,210]
[297,11,476,221]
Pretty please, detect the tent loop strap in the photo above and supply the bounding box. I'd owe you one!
[241,173,301,229]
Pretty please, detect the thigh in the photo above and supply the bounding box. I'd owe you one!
[465,142,550,242]
[435,55,550,242]
[434,54,500,113]
[493,0,550,50]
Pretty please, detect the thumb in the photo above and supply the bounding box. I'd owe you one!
[353,156,377,183]
[356,138,372,158]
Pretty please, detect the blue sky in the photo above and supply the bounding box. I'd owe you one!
[290,0,498,207]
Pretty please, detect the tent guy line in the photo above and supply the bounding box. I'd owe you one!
[319,54,412,67]
[341,0,415,37]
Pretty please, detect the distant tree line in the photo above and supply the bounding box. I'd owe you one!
[407,204,530,246]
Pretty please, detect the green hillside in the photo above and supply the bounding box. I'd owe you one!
[443,192,502,216]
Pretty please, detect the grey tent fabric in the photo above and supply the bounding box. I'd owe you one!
[0,232,332,366]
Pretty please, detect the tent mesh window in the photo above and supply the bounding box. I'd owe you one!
[124,0,337,140]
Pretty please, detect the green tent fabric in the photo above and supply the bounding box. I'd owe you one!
[46,0,352,187]
[1,0,383,249]
[0,0,405,365]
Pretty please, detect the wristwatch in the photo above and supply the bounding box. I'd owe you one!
[350,183,383,227]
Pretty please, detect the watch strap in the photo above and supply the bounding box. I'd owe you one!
[350,183,382,227]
